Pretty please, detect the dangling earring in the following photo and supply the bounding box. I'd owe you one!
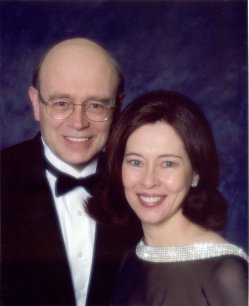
[191,178,199,188]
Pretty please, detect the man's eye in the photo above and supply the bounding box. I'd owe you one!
[52,101,71,108]
[88,101,105,109]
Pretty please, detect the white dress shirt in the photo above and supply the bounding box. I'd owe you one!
[42,139,96,306]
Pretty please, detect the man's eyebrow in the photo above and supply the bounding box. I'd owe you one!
[85,96,113,104]
[48,93,112,103]
[48,93,72,100]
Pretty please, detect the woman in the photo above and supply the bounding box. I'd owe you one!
[87,90,248,306]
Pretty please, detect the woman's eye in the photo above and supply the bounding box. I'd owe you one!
[162,161,176,168]
[129,160,143,167]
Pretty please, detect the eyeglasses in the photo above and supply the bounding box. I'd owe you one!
[38,92,115,122]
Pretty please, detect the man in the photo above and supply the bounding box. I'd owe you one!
[1,38,139,306]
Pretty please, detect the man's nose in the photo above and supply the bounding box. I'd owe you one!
[68,104,90,129]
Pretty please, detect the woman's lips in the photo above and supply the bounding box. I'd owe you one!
[138,193,165,208]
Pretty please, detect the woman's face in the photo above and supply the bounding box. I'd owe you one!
[122,121,198,230]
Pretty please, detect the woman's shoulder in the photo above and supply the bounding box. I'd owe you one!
[193,229,248,262]
[189,226,227,244]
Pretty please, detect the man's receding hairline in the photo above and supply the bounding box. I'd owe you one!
[32,38,124,92]
[45,38,112,60]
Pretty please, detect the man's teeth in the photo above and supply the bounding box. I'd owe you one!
[140,195,161,203]
[67,137,89,142]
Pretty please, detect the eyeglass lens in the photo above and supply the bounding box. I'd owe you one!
[46,100,113,122]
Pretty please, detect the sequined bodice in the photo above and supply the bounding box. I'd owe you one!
[111,241,249,306]
[136,240,249,263]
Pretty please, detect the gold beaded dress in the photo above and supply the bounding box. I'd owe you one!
[110,241,249,306]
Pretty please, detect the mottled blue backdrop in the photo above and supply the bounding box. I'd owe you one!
[1,1,247,250]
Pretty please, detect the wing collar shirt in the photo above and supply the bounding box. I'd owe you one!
[42,138,96,306]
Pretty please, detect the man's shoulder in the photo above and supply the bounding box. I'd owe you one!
[1,134,42,160]
[1,134,45,178]
[1,133,48,193]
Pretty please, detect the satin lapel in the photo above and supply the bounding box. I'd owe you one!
[86,224,125,306]
[1,134,76,305]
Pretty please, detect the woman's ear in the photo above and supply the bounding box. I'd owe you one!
[191,174,200,188]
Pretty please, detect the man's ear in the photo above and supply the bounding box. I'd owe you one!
[28,86,41,122]
[118,91,125,104]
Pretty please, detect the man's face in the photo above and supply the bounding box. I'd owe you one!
[30,43,119,170]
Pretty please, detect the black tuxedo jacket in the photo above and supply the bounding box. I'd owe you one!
[1,134,140,306]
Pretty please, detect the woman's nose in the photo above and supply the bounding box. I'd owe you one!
[140,167,160,188]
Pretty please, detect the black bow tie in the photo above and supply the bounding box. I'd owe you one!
[46,161,99,197]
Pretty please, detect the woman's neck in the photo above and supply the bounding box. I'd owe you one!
[142,213,213,247]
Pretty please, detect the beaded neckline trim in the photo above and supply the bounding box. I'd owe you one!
[136,240,249,263]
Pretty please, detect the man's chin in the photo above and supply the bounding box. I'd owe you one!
[65,153,100,171]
